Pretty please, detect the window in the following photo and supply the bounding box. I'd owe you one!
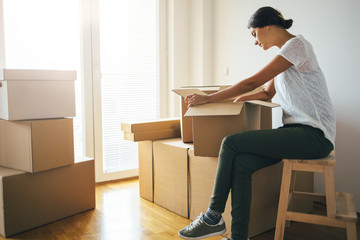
[95,0,160,178]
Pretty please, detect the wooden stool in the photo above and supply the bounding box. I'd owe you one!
[274,151,358,240]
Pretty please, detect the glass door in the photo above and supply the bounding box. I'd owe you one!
[92,0,160,182]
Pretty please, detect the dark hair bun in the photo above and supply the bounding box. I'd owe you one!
[283,19,293,29]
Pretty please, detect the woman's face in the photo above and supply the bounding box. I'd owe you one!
[250,27,271,50]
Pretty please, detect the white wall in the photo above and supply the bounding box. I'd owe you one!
[167,0,217,116]
[0,0,5,68]
[216,0,360,211]
[168,0,360,211]
[166,0,190,117]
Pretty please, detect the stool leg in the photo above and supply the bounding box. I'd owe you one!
[286,171,297,228]
[275,161,293,240]
[346,222,357,240]
[324,165,336,217]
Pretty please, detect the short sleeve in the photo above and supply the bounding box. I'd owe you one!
[278,37,308,68]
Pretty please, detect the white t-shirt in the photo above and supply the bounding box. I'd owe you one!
[275,35,336,145]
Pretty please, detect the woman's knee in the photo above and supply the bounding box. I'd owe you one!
[220,132,247,153]
[221,133,239,147]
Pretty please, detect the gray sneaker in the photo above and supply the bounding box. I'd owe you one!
[178,213,226,239]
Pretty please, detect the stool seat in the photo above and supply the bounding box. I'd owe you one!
[274,151,358,240]
[283,151,336,165]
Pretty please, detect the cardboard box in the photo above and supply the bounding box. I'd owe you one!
[174,87,223,143]
[174,86,238,143]
[261,106,273,130]
[173,86,274,147]
[0,159,95,237]
[121,118,181,142]
[189,148,283,238]
[180,92,193,143]
[153,138,193,218]
[138,141,154,202]
[0,118,74,173]
[0,68,76,120]
[173,87,279,157]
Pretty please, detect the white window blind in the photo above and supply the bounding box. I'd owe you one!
[99,0,160,173]
[3,0,85,160]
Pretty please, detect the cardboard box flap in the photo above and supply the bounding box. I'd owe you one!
[246,100,280,108]
[0,69,77,81]
[183,99,278,117]
[172,85,232,98]
[172,88,208,98]
[185,102,244,117]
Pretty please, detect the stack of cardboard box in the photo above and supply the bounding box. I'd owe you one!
[123,86,313,238]
[0,69,95,237]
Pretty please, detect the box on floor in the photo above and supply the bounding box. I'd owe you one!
[0,68,76,120]
[0,118,74,173]
[121,118,181,142]
[0,159,95,237]
[122,119,182,202]
[153,138,193,218]
[138,141,153,202]
[173,86,279,157]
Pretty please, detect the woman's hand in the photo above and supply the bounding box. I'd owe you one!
[184,94,209,108]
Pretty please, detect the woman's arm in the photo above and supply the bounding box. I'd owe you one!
[234,79,276,102]
[185,55,292,107]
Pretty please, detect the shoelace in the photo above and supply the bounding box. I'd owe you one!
[186,213,204,230]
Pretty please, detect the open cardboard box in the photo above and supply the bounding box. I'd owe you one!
[173,86,229,143]
[173,87,280,157]
[0,68,76,120]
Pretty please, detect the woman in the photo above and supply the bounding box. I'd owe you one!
[178,6,335,240]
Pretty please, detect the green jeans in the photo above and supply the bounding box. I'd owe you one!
[208,124,334,240]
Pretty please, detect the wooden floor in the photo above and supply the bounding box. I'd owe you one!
[2,178,359,240]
